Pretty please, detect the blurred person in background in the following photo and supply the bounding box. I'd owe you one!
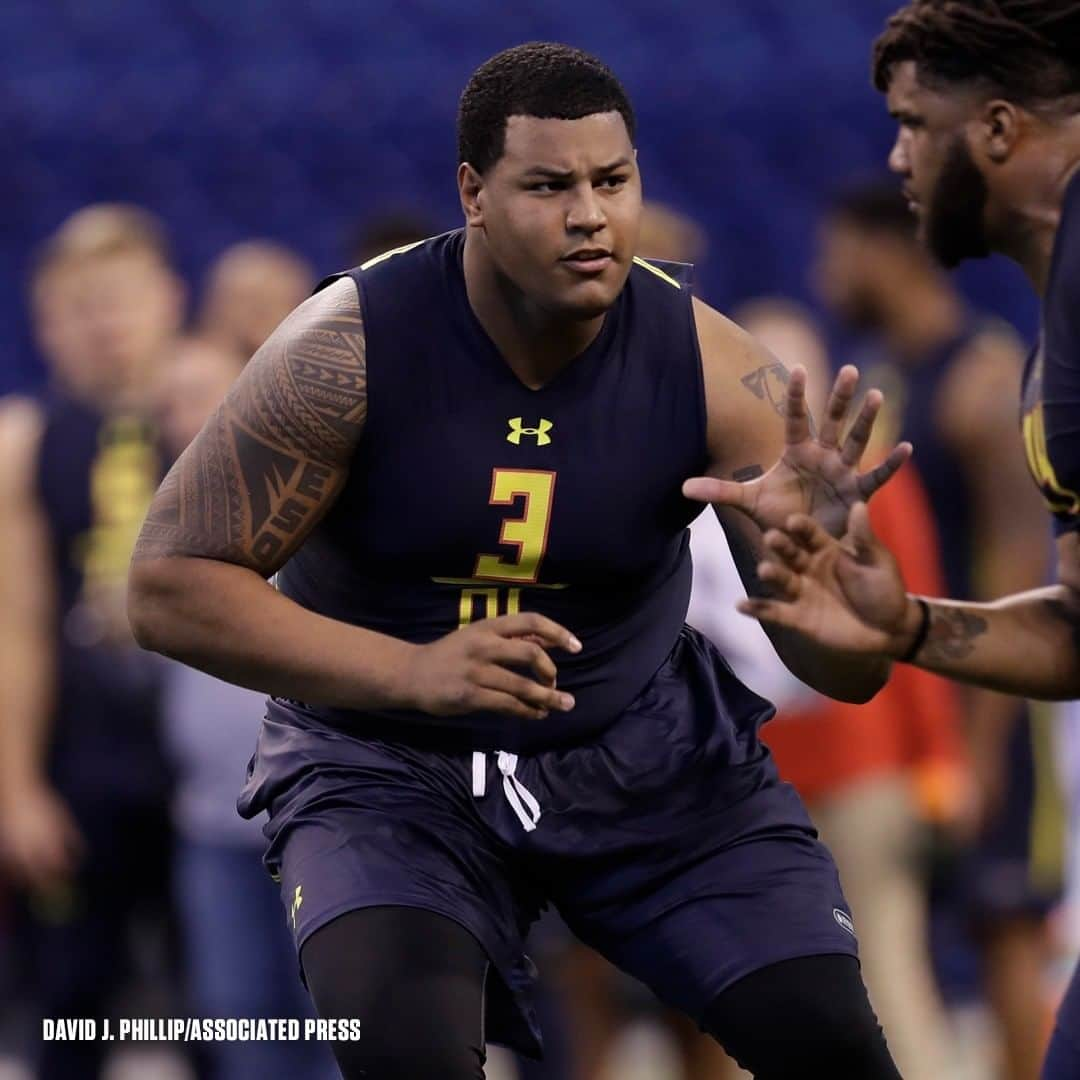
[816,180,1057,1080]
[348,212,441,267]
[0,204,185,1079]
[157,335,337,1080]
[199,241,314,360]
[730,297,965,1080]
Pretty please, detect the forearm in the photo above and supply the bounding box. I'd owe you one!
[0,625,55,794]
[767,629,890,704]
[129,557,417,710]
[900,586,1080,699]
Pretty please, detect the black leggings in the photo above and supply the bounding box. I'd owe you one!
[301,907,901,1079]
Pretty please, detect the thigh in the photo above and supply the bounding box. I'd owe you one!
[566,830,859,1024]
[301,907,488,1080]
[702,954,901,1079]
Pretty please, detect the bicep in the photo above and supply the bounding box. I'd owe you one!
[692,297,786,478]
[133,277,366,577]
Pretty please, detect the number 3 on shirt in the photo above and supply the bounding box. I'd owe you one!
[474,469,557,583]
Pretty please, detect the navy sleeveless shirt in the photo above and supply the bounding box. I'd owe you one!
[1022,169,1080,535]
[273,231,709,751]
[35,394,170,803]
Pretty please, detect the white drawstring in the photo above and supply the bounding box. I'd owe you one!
[470,751,541,832]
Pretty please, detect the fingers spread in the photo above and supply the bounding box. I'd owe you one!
[817,365,859,449]
[764,528,811,573]
[839,388,882,467]
[785,513,830,553]
[682,476,753,509]
[855,441,912,499]
[784,364,812,446]
[737,596,800,631]
[758,559,801,600]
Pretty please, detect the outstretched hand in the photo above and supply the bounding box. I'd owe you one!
[738,503,917,658]
[682,365,912,539]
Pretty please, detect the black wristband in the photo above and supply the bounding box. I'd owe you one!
[898,597,931,663]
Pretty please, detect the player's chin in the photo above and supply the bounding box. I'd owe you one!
[552,278,622,319]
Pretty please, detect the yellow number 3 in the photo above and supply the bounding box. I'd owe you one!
[474,469,556,583]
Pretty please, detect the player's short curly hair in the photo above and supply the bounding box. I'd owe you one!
[457,42,635,174]
[873,0,1080,110]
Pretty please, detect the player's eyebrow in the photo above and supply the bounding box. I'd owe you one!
[522,166,575,179]
[522,157,632,179]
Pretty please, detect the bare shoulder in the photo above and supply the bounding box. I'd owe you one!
[0,397,45,500]
[692,296,787,467]
[233,275,366,463]
[132,275,366,574]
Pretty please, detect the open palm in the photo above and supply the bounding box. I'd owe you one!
[683,365,911,539]
[739,504,913,657]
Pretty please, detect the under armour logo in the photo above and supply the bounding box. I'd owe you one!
[507,417,553,446]
[291,884,303,929]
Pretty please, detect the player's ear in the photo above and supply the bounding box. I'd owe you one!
[459,163,485,227]
[979,99,1022,164]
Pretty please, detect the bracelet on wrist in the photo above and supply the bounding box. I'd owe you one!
[898,597,931,663]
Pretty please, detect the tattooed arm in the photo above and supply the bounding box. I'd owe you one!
[128,278,414,706]
[688,298,892,703]
[888,528,1080,698]
[742,508,1080,700]
[130,278,579,720]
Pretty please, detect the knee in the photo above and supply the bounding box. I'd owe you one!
[703,956,899,1079]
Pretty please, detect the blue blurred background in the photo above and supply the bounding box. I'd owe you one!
[0,0,1039,396]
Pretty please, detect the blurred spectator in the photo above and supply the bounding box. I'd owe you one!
[156,336,337,1080]
[725,298,964,1080]
[635,202,707,269]
[0,204,185,1079]
[348,212,440,266]
[199,241,314,360]
[816,181,1059,1080]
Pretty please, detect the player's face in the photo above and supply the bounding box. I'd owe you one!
[469,112,641,318]
[886,62,990,267]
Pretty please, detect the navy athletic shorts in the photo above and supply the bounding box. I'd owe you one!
[238,626,859,1057]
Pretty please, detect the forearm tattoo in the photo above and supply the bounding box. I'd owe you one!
[921,603,989,662]
[133,280,366,574]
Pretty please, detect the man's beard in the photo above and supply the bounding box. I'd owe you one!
[924,135,991,268]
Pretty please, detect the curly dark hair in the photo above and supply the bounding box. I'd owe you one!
[872,0,1080,108]
[457,42,635,174]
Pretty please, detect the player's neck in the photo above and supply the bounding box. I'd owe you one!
[878,273,964,364]
[463,238,606,389]
[994,139,1080,295]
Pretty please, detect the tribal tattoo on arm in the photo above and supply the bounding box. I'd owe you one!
[133,277,366,576]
